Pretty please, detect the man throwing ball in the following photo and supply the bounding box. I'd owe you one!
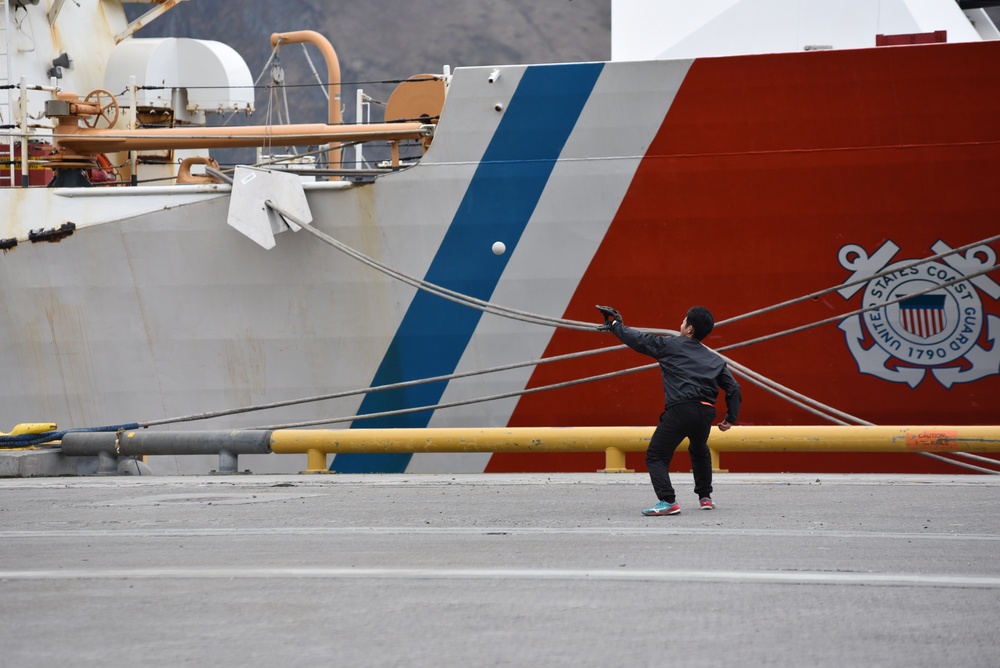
[597,305,741,516]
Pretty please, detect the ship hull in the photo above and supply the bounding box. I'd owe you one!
[2,42,998,474]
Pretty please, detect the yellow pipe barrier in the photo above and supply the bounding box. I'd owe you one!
[603,447,631,473]
[269,425,1000,474]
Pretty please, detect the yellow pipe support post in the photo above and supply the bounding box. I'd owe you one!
[600,446,633,473]
[304,449,333,475]
[270,426,1000,473]
[710,447,725,473]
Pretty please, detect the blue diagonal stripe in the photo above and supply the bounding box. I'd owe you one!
[333,62,604,473]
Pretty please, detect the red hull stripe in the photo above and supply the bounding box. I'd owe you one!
[490,42,1000,473]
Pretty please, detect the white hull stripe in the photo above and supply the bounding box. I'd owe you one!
[335,62,606,473]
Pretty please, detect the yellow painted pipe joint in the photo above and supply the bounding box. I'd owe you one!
[302,448,334,474]
[599,446,634,473]
[2,423,58,437]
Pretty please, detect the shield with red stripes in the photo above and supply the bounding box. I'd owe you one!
[898,294,947,339]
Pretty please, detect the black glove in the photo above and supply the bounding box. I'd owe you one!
[595,305,622,331]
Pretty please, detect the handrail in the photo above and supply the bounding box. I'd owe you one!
[51,122,429,153]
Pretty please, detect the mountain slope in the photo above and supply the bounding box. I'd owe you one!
[130,0,610,127]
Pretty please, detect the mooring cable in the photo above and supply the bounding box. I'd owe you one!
[246,215,997,472]
[245,330,868,431]
[147,218,996,432]
[141,343,631,428]
[281,206,1000,338]
[715,233,1000,327]
[250,357,853,431]
[716,264,1000,352]
[272,205,597,331]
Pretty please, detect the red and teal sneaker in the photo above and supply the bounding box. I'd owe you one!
[642,501,681,516]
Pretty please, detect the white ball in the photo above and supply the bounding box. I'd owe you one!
[492,241,506,255]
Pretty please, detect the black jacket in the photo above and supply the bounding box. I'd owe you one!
[610,322,741,424]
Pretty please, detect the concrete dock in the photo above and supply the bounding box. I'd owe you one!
[2,473,999,667]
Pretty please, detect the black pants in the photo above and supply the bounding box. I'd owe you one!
[646,402,715,503]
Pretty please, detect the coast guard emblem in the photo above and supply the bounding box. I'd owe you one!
[836,240,1000,388]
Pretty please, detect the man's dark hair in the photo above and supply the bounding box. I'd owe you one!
[686,306,714,341]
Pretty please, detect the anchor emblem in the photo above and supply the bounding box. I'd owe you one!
[836,240,1000,388]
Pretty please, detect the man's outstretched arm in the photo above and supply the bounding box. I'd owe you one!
[595,305,668,357]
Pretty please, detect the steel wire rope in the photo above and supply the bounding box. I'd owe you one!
[300,43,330,102]
[954,452,1000,465]
[248,220,998,472]
[22,209,1000,436]
[142,213,995,435]
[207,145,372,176]
[714,263,1000,352]
[251,365,649,429]
[917,453,1000,474]
[285,212,997,360]
[712,263,1000,473]
[238,319,868,431]
[287,211,998,340]
[943,452,1000,472]
[249,351,854,431]
[706,364,1000,476]
[8,226,995,472]
[246,346,997,473]
[943,451,1000,475]
[9,191,994,459]
[125,208,794,431]
[722,342,997,474]
[140,343,630,428]
[272,207,598,331]
[716,233,1000,328]
[138,332,858,434]
[232,206,874,428]
[219,40,282,127]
